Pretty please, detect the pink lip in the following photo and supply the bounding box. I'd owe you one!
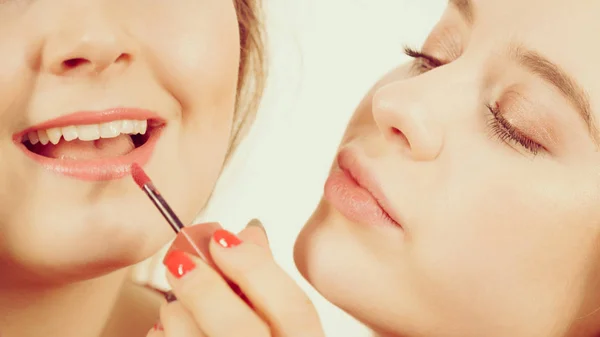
[324,148,403,229]
[12,108,165,181]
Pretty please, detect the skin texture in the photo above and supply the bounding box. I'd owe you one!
[295,0,600,336]
[0,0,245,336]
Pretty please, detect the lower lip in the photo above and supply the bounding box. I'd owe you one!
[16,127,163,181]
[324,167,399,228]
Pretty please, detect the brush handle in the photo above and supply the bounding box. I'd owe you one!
[143,183,185,233]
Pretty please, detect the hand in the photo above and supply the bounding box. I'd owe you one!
[146,219,325,337]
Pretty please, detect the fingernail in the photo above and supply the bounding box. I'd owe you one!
[246,218,268,243]
[164,291,177,303]
[153,322,164,331]
[213,229,242,248]
[245,218,263,229]
[163,250,196,278]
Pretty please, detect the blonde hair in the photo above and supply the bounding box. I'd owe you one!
[228,0,267,157]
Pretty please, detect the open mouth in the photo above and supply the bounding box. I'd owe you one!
[19,119,161,160]
[13,108,166,181]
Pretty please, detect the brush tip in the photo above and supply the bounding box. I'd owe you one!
[131,163,151,188]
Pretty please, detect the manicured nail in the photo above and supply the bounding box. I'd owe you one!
[213,229,242,248]
[153,322,164,331]
[245,218,268,243]
[245,218,263,229]
[163,250,196,278]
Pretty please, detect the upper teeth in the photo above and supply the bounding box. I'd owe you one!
[26,120,148,145]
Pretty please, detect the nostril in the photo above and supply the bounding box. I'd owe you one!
[391,127,410,149]
[62,58,90,69]
[52,52,132,75]
[115,53,131,63]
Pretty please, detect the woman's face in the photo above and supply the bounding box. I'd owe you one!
[295,0,600,336]
[0,0,240,282]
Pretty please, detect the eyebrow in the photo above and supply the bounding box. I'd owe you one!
[511,46,599,144]
[449,0,600,145]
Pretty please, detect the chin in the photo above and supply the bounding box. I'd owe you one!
[295,200,461,337]
[1,181,204,285]
[295,200,411,336]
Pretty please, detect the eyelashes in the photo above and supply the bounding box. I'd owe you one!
[486,103,543,155]
[402,45,543,156]
[403,46,444,73]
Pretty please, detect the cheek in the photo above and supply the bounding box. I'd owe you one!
[411,161,597,326]
[134,1,240,122]
[0,35,33,137]
[135,1,239,190]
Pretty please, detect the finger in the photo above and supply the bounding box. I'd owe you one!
[164,250,270,337]
[237,218,270,252]
[210,230,324,337]
[160,300,205,337]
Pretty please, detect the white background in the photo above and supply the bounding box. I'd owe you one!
[134,1,446,335]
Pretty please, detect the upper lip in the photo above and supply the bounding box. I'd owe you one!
[336,147,404,228]
[13,107,165,142]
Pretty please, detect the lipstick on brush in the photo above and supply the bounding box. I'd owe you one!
[130,163,247,302]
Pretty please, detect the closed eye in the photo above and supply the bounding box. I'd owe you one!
[403,46,445,72]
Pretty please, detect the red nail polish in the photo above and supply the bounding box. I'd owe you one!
[163,222,222,268]
[153,322,164,331]
[213,229,242,248]
[164,250,196,278]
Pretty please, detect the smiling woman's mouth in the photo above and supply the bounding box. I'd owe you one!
[13,108,166,181]
[22,120,155,160]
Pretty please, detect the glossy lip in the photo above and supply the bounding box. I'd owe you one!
[12,108,166,181]
[331,147,404,228]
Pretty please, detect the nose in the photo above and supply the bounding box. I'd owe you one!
[40,11,134,76]
[371,80,444,161]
